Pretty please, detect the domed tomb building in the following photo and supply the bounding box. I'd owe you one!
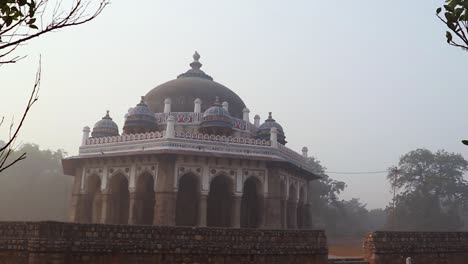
[62,52,319,229]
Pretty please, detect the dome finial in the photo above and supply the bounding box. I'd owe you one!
[103,110,112,120]
[268,112,272,119]
[193,51,200,61]
[190,51,202,70]
[214,96,221,106]
[140,96,145,103]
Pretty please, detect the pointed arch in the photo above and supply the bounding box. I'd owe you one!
[207,174,234,227]
[135,172,155,225]
[240,176,263,228]
[175,173,200,226]
[109,173,129,224]
[83,174,102,223]
[297,185,306,229]
[287,184,298,229]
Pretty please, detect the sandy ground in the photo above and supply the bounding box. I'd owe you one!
[328,238,364,257]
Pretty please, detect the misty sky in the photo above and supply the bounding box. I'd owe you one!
[2,0,468,209]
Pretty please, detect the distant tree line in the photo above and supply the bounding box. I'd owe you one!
[0,142,72,221]
[307,157,387,238]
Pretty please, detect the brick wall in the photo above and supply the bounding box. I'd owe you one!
[0,221,327,264]
[364,231,468,264]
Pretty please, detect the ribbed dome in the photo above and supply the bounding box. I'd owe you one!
[123,97,157,134]
[145,52,246,118]
[256,112,287,144]
[92,111,119,138]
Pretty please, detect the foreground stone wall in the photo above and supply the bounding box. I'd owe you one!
[0,221,327,264]
[364,231,468,264]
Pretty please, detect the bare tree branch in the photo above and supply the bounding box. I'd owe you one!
[0,59,41,174]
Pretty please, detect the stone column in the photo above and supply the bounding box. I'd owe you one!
[259,195,267,228]
[264,196,282,229]
[243,108,250,122]
[222,101,229,112]
[165,115,175,138]
[128,190,137,225]
[81,126,90,146]
[232,195,242,228]
[153,155,176,226]
[302,147,308,158]
[69,193,82,223]
[270,127,278,148]
[100,191,111,224]
[254,115,260,127]
[164,98,171,114]
[153,191,176,226]
[198,193,208,227]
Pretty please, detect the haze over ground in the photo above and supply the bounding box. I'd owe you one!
[1,0,468,209]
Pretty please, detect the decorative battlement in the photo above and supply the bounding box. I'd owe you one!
[79,131,315,175]
[175,131,271,146]
[154,112,257,133]
[86,131,164,145]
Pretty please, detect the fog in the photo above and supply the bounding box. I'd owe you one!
[2,0,468,213]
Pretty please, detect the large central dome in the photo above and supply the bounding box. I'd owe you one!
[145,52,246,118]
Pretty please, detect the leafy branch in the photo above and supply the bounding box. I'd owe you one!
[436,0,468,51]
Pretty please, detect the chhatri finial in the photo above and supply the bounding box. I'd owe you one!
[140,96,145,103]
[268,112,272,119]
[103,110,112,120]
[190,51,202,70]
[214,96,221,106]
[193,51,200,61]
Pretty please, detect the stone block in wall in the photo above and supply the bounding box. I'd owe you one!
[364,231,468,264]
[0,221,328,264]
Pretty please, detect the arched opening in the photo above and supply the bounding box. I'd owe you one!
[240,177,263,228]
[287,184,297,229]
[109,173,129,224]
[297,186,306,229]
[207,175,233,227]
[87,175,102,223]
[135,173,155,225]
[175,173,200,226]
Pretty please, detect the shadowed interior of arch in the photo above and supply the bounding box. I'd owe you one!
[85,174,102,223]
[175,173,199,226]
[207,174,233,227]
[135,173,155,225]
[110,173,129,224]
[287,184,297,229]
[297,186,306,229]
[240,176,263,228]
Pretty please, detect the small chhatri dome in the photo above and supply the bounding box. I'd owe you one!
[200,96,233,135]
[92,110,119,138]
[256,112,287,144]
[123,96,157,134]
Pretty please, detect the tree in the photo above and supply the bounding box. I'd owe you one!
[0,0,109,64]
[436,0,468,51]
[307,157,346,231]
[0,0,108,174]
[0,143,72,221]
[386,149,468,231]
